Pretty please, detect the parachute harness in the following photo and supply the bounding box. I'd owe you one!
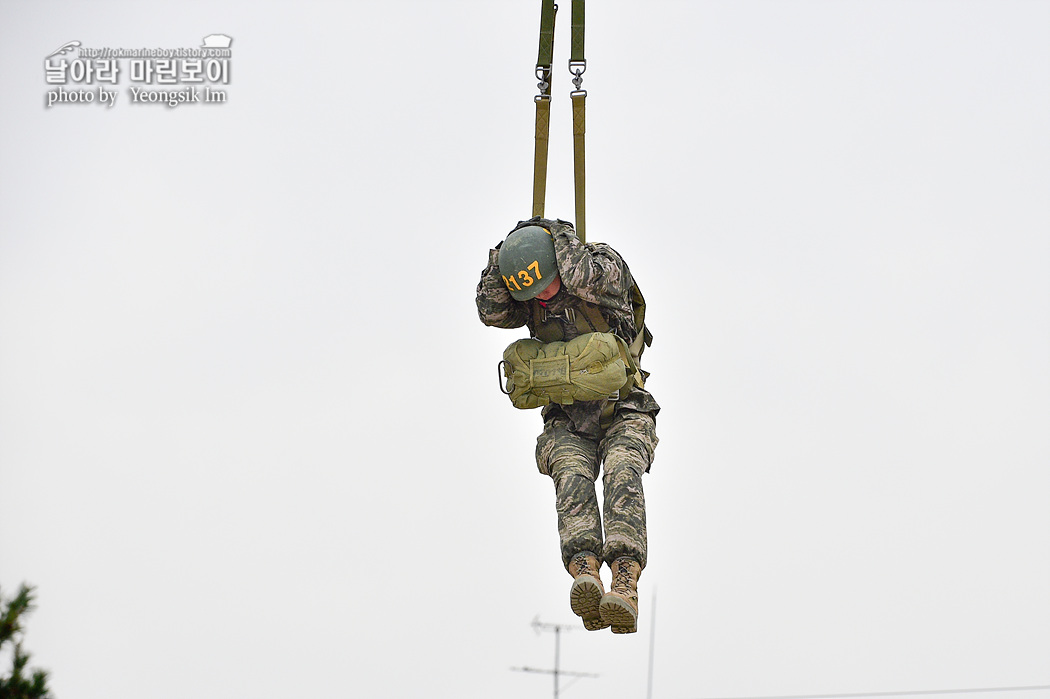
[532,0,588,243]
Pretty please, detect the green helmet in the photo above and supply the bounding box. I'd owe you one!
[498,225,559,301]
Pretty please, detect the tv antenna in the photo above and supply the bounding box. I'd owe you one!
[511,616,599,699]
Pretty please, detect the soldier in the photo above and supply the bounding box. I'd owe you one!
[476,217,659,634]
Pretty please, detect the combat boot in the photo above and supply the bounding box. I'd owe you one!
[599,557,641,634]
[567,552,609,631]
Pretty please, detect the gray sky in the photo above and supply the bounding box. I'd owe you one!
[1,1,1048,698]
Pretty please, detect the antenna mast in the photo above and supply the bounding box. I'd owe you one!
[511,617,598,699]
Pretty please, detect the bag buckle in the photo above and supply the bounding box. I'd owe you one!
[497,360,512,395]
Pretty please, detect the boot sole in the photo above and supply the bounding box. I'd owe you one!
[570,575,609,631]
[599,594,637,634]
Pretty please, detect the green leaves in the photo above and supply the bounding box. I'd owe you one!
[0,584,52,699]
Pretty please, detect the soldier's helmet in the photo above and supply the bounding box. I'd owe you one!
[498,225,559,301]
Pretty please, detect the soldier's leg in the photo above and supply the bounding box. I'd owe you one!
[536,412,607,630]
[596,410,657,633]
[535,413,603,567]
[597,409,657,568]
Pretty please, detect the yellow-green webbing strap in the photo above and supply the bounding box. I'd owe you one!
[570,0,585,63]
[538,0,556,67]
[570,0,586,242]
[533,96,551,219]
[571,91,586,243]
[532,0,557,218]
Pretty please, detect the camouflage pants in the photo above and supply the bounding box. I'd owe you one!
[535,409,658,570]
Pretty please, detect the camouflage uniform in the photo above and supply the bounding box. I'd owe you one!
[476,217,659,570]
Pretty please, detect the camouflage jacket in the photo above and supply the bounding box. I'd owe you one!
[476,217,659,436]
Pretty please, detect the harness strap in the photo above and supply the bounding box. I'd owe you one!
[538,0,556,67]
[532,0,557,219]
[576,300,605,335]
[570,0,585,62]
[569,0,587,243]
[571,90,586,243]
[533,97,551,218]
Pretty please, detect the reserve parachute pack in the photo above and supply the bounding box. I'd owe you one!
[498,331,638,410]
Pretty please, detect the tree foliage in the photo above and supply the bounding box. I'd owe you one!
[0,584,52,699]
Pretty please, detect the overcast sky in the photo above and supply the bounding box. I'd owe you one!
[1,2,1047,698]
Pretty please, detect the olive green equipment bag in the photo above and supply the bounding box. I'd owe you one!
[498,332,638,410]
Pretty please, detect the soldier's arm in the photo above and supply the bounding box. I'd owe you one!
[550,222,634,315]
[476,247,530,329]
